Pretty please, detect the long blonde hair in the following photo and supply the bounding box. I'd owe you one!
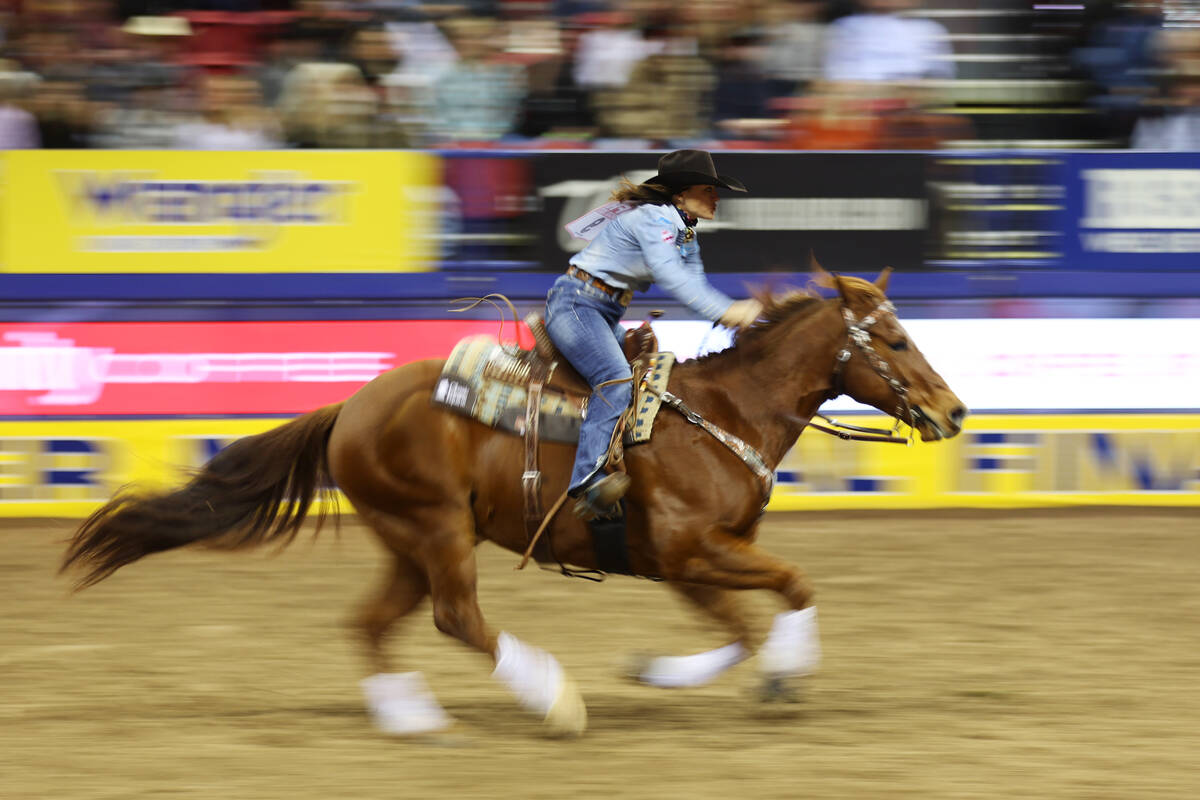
[609,177,676,206]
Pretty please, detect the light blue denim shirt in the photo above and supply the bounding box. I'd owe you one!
[567,203,735,321]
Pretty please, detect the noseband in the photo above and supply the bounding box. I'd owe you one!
[813,296,914,445]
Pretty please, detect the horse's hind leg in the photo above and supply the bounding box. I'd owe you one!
[354,522,452,735]
[629,583,750,688]
[421,506,587,737]
[356,552,429,675]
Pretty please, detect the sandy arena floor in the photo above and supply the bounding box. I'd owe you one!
[2,509,1198,800]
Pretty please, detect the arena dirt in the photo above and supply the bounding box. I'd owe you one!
[2,509,1197,800]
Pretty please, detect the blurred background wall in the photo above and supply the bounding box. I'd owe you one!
[0,0,1197,515]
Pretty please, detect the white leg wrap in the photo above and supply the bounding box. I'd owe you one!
[492,631,564,716]
[637,642,748,688]
[759,607,821,677]
[492,631,587,736]
[360,672,452,735]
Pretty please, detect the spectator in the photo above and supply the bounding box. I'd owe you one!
[383,7,459,83]
[1131,71,1200,150]
[822,0,954,84]
[278,61,376,147]
[760,0,827,98]
[175,73,281,149]
[1073,0,1165,145]
[587,6,710,142]
[254,23,326,107]
[0,60,39,148]
[18,28,93,85]
[516,19,596,139]
[431,16,525,143]
[710,29,775,139]
[349,23,398,88]
[29,79,95,147]
[591,50,713,142]
[572,8,653,91]
[374,7,460,146]
[75,16,190,109]
[91,78,183,148]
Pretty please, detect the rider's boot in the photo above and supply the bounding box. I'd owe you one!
[572,472,630,521]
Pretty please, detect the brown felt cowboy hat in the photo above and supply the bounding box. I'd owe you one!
[645,149,748,193]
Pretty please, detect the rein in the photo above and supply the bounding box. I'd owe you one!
[651,290,921,490]
[806,415,910,445]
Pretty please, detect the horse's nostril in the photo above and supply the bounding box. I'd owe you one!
[949,406,967,427]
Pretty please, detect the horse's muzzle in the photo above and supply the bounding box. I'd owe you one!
[912,404,968,441]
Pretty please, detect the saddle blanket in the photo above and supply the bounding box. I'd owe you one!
[431,335,675,445]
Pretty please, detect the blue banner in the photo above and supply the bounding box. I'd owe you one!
[1062,152,1200,271]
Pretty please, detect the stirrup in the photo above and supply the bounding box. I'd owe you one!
[572,473,630,521]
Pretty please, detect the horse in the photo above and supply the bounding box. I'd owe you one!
[61,267,966,737]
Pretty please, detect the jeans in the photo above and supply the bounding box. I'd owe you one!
[544,273,632,494]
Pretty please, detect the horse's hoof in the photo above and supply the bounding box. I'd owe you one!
[759,675,802,704]
[543,675,587,738]
[622,652,654,684]
[361,672,455,736]
[367,706,455,736]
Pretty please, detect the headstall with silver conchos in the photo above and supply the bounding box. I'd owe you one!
[811,293,915,445]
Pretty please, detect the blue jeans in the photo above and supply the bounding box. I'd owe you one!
[544,273,632,494]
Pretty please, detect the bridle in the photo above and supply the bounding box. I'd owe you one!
[809,286,915,445]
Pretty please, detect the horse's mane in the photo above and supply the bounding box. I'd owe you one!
[687,273,885,366]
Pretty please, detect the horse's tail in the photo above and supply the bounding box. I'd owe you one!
[61,403,343,589]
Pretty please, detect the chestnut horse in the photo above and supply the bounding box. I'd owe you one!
[62,269,966,737]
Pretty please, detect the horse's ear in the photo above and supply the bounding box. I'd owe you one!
[810,252,836,291]
[874,267,893,292]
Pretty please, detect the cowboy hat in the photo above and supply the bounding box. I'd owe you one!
[644,149,747,193]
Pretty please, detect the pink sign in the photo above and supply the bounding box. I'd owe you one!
[0,320,530,416]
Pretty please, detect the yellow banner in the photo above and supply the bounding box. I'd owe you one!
[0,150,440,273]
[769,414,1200,510]
[1,415,1197,517]
[0,418,286,517]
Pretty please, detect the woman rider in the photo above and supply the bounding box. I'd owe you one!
[545,149,763,521]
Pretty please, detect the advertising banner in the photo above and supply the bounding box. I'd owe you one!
[0,417,288,516]
[533,152,929,274]
[771,414,1200,510]
[631,318,1200,413]
[0,150,441,273]
[4,317,1196,417]
[1062,152,1200,270]
[2,415,1196,517]
[0,320,528,416]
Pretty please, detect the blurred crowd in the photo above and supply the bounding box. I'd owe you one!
[0,0,1199,151]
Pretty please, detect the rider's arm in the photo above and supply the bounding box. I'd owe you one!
[631,207,734,321]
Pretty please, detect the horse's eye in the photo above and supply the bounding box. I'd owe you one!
[890,339,908,351]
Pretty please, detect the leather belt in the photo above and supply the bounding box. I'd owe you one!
[567,266,632,306]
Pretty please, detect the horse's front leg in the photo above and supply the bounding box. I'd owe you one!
[663,529,821,699]
[629,582,751,688]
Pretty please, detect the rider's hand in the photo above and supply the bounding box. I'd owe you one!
[719,299,763,330]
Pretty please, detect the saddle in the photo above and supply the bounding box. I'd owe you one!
[431,313,676,554]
